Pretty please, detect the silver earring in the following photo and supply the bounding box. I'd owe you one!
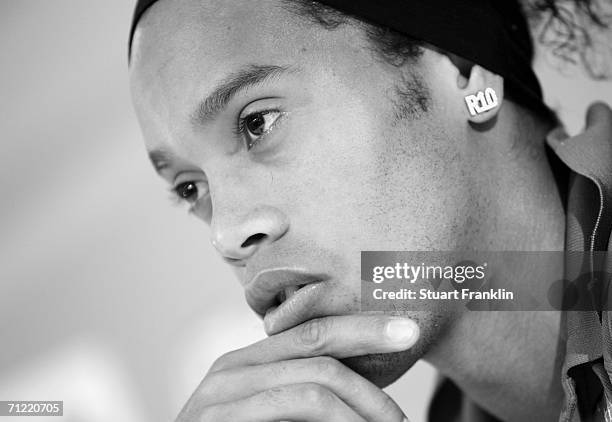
[465,88,498,116]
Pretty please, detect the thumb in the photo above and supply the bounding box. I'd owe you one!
[584,101,612,130]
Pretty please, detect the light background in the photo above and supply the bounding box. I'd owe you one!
[0,1,610,421]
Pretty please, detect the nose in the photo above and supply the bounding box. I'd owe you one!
[210,205,288,264]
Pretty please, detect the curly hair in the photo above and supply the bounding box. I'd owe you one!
[525,0,611,78]
[529,0,608,27]
[286,0,611,79]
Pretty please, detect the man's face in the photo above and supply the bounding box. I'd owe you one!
[130,0,481,386]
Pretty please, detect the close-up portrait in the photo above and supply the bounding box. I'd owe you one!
[1,1,612,421]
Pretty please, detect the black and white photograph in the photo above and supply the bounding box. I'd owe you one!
[1,1,612,421]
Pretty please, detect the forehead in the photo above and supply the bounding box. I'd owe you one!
[132,0,302,70]
[129,0,369,147]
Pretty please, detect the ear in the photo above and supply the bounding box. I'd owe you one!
[461,65,504,124]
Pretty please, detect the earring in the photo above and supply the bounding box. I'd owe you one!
[465,88,498,116]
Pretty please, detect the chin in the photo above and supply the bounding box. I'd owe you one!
[338,311,443,387]
[340,350,421,388]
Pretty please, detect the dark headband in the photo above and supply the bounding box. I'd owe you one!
[128,0,552,120]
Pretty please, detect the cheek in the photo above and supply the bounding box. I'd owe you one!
[366,119,467,246]
[275,74,477,253]
[301,119,473,252]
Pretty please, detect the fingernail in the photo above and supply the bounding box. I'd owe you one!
[546,126,569,146]
[385,318,419,348]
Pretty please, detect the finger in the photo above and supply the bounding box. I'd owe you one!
[209,314,419,372]
[198,356,405,422]
[585,101,612,128]
[192,383,368,422]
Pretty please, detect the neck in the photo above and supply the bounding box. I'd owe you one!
[425,104,567,421]
[425,310,565,421]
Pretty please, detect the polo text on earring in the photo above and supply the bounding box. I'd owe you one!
[465,88,498,116]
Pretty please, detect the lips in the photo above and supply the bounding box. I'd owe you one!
[245,268,330,335]
[275,284,305,304]
[264,281,328,334]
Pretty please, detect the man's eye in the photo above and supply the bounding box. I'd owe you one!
[173,181,208,204]
[239,110,283,149]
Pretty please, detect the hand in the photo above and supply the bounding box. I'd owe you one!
[176,314,419,421]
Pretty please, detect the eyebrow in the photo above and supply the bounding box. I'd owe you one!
[148,149,173,174]
[190,64,294,126]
